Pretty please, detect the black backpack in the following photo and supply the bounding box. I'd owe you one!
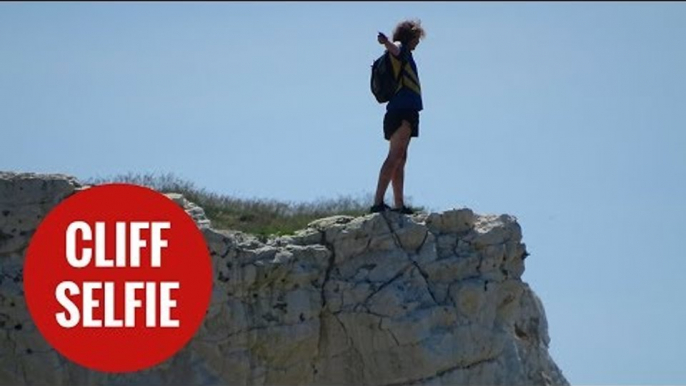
[370,51,405,104]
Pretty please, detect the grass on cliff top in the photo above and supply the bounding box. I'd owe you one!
[85,172,386,237]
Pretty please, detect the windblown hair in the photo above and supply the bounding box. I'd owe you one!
[392,19,426,45]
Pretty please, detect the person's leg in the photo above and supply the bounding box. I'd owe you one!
[373,120,412,208]
[391,145,409,208]
[392,111,418,212]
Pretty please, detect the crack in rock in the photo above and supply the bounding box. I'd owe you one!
[377,213,440,305]
[382,355,501,386]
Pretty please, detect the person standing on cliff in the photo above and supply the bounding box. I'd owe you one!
[370,19,425,215]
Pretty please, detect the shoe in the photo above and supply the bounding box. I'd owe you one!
[392,205,415,215]
[369,202,391,213]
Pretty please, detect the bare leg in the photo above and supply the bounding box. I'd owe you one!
[391,149,408,208]
[373,120,412,206]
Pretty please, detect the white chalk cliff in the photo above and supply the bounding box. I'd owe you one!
[0,172,568,385]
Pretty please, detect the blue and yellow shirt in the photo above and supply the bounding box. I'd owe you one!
[387,45,423,112]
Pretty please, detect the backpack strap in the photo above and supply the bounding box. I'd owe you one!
[398,53,408,87]
[389,48,408,93]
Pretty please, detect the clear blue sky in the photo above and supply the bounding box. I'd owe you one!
[2,2,685,384]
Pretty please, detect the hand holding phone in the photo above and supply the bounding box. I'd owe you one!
[377,32,388,44]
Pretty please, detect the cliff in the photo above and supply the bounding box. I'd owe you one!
[0,172,568,385]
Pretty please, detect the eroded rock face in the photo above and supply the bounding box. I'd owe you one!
[0,172,568,385]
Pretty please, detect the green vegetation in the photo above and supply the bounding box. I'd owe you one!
[85,172,384,237]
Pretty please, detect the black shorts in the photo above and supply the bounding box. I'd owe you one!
[383,109,419,140]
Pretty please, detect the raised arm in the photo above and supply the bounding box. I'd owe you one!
[377,32,401,57]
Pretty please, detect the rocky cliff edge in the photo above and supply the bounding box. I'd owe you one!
[0,172,568,385]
